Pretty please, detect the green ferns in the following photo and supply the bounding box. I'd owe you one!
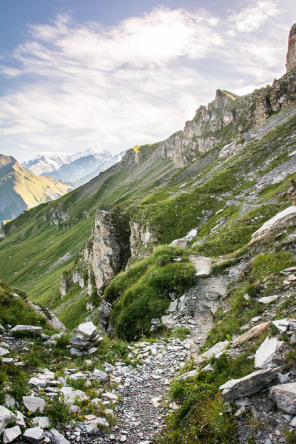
[104,246,197,341]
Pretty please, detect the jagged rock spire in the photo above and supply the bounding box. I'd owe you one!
[286,23,296,72]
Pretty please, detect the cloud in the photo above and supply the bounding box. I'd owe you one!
[0,0,294,161]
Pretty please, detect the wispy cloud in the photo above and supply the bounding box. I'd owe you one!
[0,1,294,161]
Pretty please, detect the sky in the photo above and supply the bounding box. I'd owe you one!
[0,0,295,162]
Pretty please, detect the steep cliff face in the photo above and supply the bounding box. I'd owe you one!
[159,89,237,167]
[129,220,158,260]
[92,210,122,290]
[286,23,296,72]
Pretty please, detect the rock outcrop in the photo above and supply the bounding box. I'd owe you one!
[92,210,123,290]
[159,89,237,167]
[286,23,296,72]
[248,206,296,246]
[288,179,296,205]
[129,220,158,259]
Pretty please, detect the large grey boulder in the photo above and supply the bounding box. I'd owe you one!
[0,406,17,435]
[23,427,44,442]
[249,206,296,246]
[22,396,45,413]
[3,426,21,443]
[269,382,296,414]
[219,367,280,400]
[255,337,284,369]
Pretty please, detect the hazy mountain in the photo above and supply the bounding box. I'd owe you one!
[0,154,72,223]
[23,148,124,186]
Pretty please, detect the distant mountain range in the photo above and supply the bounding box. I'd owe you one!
[0,154,72,223]
[22,148,124,186]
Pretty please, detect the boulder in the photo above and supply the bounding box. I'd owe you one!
[32,417,51,429]
[258,295,279,304]
[161,315,181,330]
[249,206,296,246]
[22,396,45,413]
[0,347,9,357]
[50,428,70,444]
[176,369,198,381]
[255,337,284,369]
[3,426,21,443]
[233,322,271,347]
[9,325,42,334]
[0,406,17,435]
[197,340,229,363]
[219,367,280,400]
[269,382,296,414]
[92,369,108,382]
[23,427,44,443]
[272,319,291,333]
[60,387,88,404]
[77,322,97,338]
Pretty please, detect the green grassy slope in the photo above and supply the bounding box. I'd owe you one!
[0,145,175,312]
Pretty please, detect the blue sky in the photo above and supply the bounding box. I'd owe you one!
[0,0,295,162]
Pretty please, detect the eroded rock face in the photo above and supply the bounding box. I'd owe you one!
[129,221,158,259]
[286,23,296,72]
[92,210,122,290]
[288,179,296,205]
[159,89,236,167]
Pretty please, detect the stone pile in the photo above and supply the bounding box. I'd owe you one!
[69,321,103,356]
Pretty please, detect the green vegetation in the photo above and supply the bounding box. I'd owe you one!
[105,246,197,340]
[0,280,50,329]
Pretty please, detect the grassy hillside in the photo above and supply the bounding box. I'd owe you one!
[0,76,296,330]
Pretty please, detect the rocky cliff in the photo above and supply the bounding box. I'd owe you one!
[287,23,296,72]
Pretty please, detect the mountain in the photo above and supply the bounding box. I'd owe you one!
[0,23,296,443]
[22,154,69,176]
[23,148,123,186]
[0,154,73,223]
[45,150,124,186]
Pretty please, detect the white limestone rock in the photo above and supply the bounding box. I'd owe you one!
[3,426,21,443]
[269,382,296,414]
[258,295,279,304]
[23,427,44,443]
[77,321,97,338]
[0,347,9,357]
[272,319,291,333]
[10,325,42,334]
[32,417,51,429]
[176,369,198,381]
[197,340,229,363]
[60,387,88,404]
[0,406,17,435]
[255,337,284,369]
[22,396,45,413]
[249,206,296,246]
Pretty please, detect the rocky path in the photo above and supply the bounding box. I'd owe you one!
[91,259,227,443]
